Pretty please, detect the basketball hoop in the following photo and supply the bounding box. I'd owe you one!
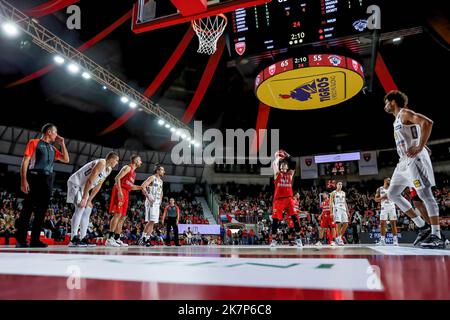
[191,13,227,55]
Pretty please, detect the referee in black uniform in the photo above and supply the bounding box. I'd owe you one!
[161,198,180,246]
[15,123,69,248]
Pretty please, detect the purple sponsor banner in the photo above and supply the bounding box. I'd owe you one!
[178,224,221,235]
[314,152,361,163]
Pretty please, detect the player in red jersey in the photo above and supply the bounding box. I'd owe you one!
[315,191,338,246]
[105,154,143,247]
[271,150,303,247]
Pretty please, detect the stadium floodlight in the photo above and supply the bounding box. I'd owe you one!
[129,101,137,108]
[54,55,65,65]
[120,96,129,103]
[158,119,165,126]
[2,22,19,37]
[81,72,91,79]
[67,63,80,73]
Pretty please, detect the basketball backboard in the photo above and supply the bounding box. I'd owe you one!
[131,0,272,33]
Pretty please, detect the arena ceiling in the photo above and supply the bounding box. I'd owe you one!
[0,0,449,156]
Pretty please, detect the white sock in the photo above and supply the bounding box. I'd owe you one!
[431,225,441,239]
[412,216,425,228]
[142,233,148,240]
[381,236,385,241]
[71,206,84,239]
[80,207,92,239]
[393,235,398,240]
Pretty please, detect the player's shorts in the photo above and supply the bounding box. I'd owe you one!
[109,185,129,216]
[320,212,336,228]
[66,181,83,205]
[272,197,296,220]
[380,206,397,221]
[144,200,161,223]
[391,150,436,191]
[333,207,348,223]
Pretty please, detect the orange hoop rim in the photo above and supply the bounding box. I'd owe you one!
[191,13,228,34]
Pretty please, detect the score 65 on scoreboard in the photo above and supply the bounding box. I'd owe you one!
[227,0,375,58]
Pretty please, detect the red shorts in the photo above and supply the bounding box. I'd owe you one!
[320,212,336,228]
[272,197,296,220]
[109,185,130,216]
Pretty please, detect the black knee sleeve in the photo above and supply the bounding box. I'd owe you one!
[272,218,279,235]
[290,215,301,233]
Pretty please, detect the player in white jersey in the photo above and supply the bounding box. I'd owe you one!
[67,151,119,247]
[329,181,349,246]
[375,178,398,246]
[384,90,445,249]
[139,164,165,246]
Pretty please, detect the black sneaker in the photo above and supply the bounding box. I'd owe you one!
[420,234,446,249]
[30,241,48,248]
[80,237,96,247]
[145,239,154,247]
[15,242,29,248]
[413,225,431,247]
[138,238,146,246]
[68,236,81,247]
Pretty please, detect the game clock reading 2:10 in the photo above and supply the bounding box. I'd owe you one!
[228,0,369,58]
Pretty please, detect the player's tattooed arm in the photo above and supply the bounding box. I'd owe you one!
[115,165,131,198]
[375,188,382,202]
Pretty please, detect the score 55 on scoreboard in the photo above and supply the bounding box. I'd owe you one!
[227,0,375,58]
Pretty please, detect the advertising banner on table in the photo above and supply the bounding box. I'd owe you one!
[300,156,318,179]
[178,224,221,235]
[358,151,378,175]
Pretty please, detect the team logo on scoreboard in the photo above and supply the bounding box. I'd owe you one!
[279,80,316,101]
[279,76,337,103]
[352,19,368,32]
[235,42,246,56]
[363,153,371,162]
[328,55,342,66]
[268,64,276,75]
[305,158,313,166]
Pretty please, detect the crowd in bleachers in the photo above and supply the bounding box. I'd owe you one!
[1,175,449,246]
[215,178,450,245]
[0,183,210,245]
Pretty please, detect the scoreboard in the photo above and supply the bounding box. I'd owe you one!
[227,0,374,57]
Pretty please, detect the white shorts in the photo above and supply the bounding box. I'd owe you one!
[333,207,348,223]
[380,207,397,221]
[145,200,161,223]
[67,181,83,205]
[391,150,436,190]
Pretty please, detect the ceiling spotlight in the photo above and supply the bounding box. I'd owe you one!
[170,128,175,132]
[54,56,65,65]
[120,96,129,103]
[158,119,165,126]
[194,142,200,148]
[2,22,19,37]
[187,137,192,142]
[129,101,137,108]
[191,140,196,145]
[165,124,170,129]
[81,72,91,79]
[67,63,80,73]
[181,133,187,139]
[175,130,181,136]
[393,37,402,43]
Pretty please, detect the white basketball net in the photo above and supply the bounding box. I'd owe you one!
[191,14,227,55]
